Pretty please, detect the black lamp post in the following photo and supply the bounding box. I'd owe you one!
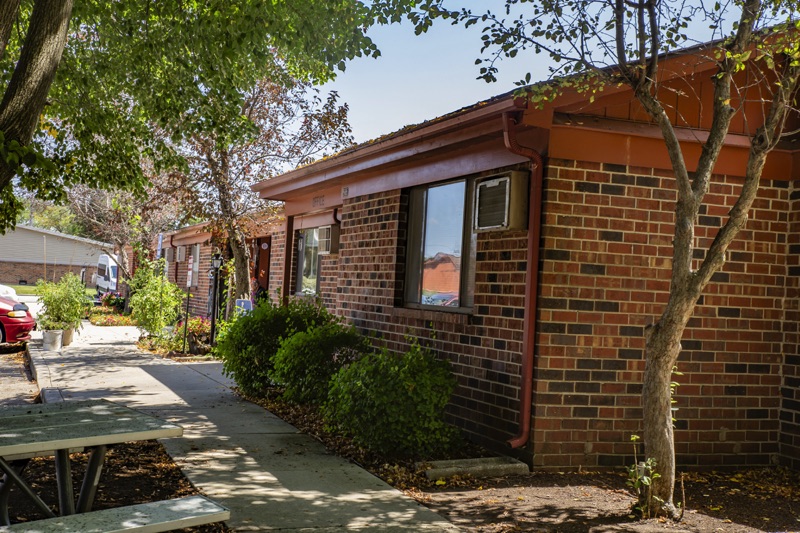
[209,252,223,345]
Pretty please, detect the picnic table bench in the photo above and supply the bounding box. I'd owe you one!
[0,400,229,532]
[0,495,228,532]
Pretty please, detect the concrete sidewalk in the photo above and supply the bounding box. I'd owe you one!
[27,323,459,532]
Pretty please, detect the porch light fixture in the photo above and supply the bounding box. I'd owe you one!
[210,252,223,345]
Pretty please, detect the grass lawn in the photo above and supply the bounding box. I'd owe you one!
[4,283,96,297]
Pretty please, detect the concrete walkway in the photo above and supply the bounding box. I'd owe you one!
[27,323,459,532]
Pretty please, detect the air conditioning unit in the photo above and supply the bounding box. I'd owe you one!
[176,246,187,262]
[164,248,174,262]
[474,171,529,231]
[318,225,340,255]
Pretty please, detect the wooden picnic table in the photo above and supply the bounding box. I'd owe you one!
[0,399,183,525]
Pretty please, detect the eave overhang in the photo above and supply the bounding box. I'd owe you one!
[251,91,527,201]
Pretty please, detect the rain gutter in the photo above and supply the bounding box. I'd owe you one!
[502,111,543,449]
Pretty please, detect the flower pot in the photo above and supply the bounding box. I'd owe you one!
[42,330,63,351]
[61,327,74,346]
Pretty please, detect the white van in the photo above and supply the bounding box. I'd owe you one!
[94,254,119,295]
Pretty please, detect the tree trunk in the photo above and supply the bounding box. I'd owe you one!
[227,222,252,303]
[642,316,688,518]
[0,0,73,190]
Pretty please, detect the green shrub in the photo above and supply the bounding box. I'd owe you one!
[324,339,460,459]
[129,258,183,338]
[215,297,335,397]
[36,272,91,330]
[272,322,369,404]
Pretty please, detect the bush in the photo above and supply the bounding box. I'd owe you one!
[36,272,91,330]
[272,322,369,404]
[100,291,125,312]
[324,339,460,459]
[89,313,136,326]
[215,297,335,397]
[129,259,183,338]
[174,316,212,355]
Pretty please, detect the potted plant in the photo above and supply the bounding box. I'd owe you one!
[37,273,90,347]
[37,314,69,351]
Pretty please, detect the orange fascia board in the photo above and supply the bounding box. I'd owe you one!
[170,231,210,247]
[285,185,343,217]
[550,126,795,180]
[251,97,524,200]
[294,211,339,230]
[338,136,531,201]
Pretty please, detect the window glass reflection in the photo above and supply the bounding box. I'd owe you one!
[421,181,464,307]
[300,228,319,294]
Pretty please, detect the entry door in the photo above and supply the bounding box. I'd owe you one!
[256,236,271,290]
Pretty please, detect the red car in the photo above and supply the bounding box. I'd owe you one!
[0,295,36,344]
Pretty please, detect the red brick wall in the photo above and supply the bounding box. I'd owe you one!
[268,229,286,304]
[781,184,800,470]
[166,245,213,318]
[535,159,786,469]
[336,188,528,452]
[0,261,97,287]
[267,159,794,469]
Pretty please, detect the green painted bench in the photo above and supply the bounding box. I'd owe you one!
[0,495,230,533]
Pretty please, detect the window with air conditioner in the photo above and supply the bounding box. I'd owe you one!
[318,225,340,255]
[474,171,528,231]
[191,244,200,287]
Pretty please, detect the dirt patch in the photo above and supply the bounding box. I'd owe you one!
[420,470,800,532]
[246,389,800,532]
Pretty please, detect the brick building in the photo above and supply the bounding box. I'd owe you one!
[0,225,109,287]
[251,45,800,470]
[160,220,280,318]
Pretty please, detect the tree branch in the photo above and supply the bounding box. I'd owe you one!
[695,60,800,290]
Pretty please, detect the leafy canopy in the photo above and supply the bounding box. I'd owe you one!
[0,0,407,230]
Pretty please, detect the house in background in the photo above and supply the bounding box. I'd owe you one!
[252,40,800,471]
[0,225,111,286]
[159,218,281,318]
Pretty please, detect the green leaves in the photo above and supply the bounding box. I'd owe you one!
[129,258,184,338]
[2,0,398,232]
[324,337,460,459]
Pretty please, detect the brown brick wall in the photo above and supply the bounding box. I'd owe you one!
[535,159,786,469]
[166,245,213,318]
[335,189,527,452]
[319,254,339,312]
[781,182,800,470]
[265,159,794,469]
[268,229,286,304]
[0,261,97,287]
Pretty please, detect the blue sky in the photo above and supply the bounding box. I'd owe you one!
[322,4,547,143]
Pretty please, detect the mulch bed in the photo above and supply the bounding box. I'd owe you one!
[3,349,799,532]
[7,441,230,532]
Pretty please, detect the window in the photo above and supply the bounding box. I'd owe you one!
[296,228,320,295]
[191,244,200,288]
[405,179,476,309]
[318,225,339,255]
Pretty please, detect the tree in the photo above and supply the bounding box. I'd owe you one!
[407,0,800,517]
[176,77,353,307]
[0,0,405,231]
[15,193,86,236]
[68,174,185,286]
